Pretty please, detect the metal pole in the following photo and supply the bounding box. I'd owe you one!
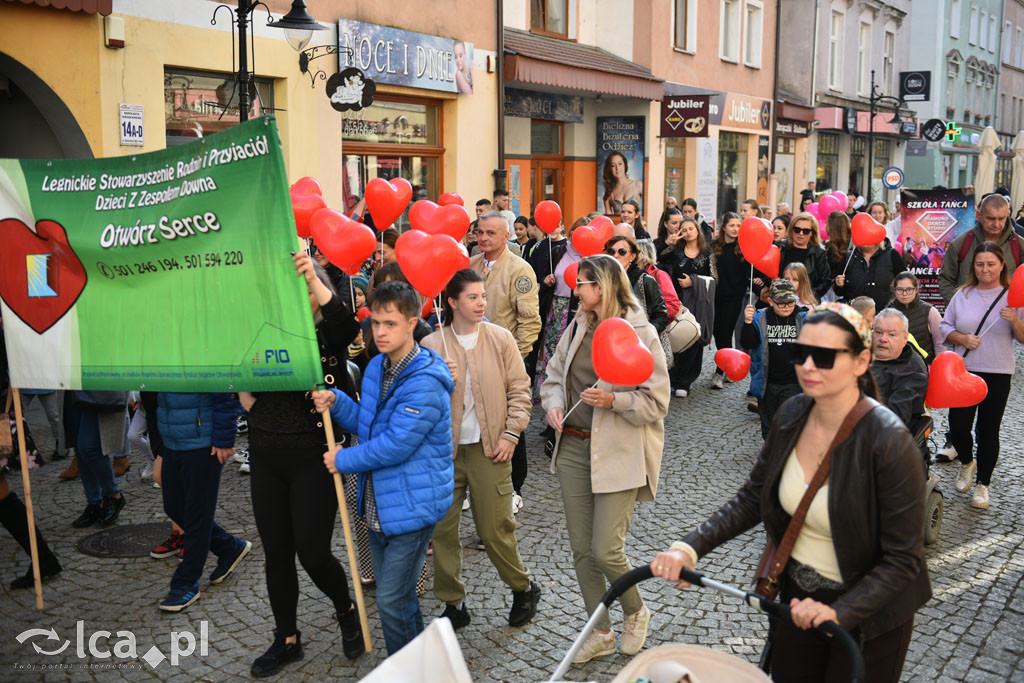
[237,0,250,123]
[866,70,874,204]
[496,0,505,191]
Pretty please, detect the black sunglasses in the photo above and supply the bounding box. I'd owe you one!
[792,226,813,235]
[791,343,852,369]
[605,247,631,256]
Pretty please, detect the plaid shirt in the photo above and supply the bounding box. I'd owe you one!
[363,343,421,533]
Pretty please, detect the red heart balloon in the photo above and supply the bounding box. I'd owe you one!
[592,317,655,386]
[753,244,781,279]
[291,191,326,238]
[409,200,471,241]
[395,230,464,298]
[535,200,562,234]
[457,242,471,270]
[738,216,773,262]
[926,351,988,409]
[0,218,87,334]
[851,213,886,247]
[290,176,322,196]
[365,177,412,230]
[356,306,372,322]
[422,298,435,318]
[1009,264,1024,307]
[572,217,615,256]
[563,262,580,289]
[714,348,752,382]
[439,193,464,206]
[310,209,377,275]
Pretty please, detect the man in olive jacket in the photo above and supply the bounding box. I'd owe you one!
[938,193,1022,303]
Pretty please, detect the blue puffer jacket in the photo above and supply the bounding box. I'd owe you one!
[329,347,454,537]
[157,392,241,451]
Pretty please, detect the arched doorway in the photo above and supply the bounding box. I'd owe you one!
[0,52,92,159]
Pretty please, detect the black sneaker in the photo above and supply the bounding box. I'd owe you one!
[251,631,303,677]
[236,414,249,435]
[508,581,541,627]
[337,607,365,660]
[10,560,62,590]
[210,539,251,584]
[100,493,126,525]
[72,502,104,528]
[440,603,471,630]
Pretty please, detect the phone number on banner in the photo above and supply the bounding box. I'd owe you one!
[96,251,244,279]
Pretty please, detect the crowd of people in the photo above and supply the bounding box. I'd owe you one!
[1,184,1023,681]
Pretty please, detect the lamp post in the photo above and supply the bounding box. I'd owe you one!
[865,69,906,204]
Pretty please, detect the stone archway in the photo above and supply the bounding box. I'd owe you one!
[0,52,92,159]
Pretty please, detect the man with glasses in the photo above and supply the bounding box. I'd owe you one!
[741,280,808,439]
[938,192,1022,303]
[869,309,928,428]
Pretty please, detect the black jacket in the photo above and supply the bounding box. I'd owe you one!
[834,244,905,312]
[871,346,928,427]
[528,237,569,320]
[627,265,669,333]
[778,243,832,300]
[683,394,931,640]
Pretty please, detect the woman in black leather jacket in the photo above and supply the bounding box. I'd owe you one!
[650,302,930,682]
[603,235,668,332]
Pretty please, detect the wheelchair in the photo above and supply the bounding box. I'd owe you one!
[909,414,943,546]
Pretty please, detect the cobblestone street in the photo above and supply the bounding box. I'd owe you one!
[2,351,1023,681]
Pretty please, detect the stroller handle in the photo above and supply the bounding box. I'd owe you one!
[601,565,865,683]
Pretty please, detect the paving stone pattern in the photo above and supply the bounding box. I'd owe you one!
[1,350,1023,681]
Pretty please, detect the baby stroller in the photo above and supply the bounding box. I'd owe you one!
[551,565,865,682]
[910,415,943,545]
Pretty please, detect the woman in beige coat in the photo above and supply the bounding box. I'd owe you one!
[540,254,671,664]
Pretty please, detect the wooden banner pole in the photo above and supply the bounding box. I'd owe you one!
[11,388,43,610]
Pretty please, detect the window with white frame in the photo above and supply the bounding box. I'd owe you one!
[969,5,978,45]
[883,31,895,92]
[674,0,697,52]
[950,0,961,38]
[744,0,764,68]
[829,10,844,90]
[720,0,741,62]
[980,11,987,49]
[858,22,871,96]
[946,70,957,112]
[1018,27,1023,68]
[1005,22,1013,63]
[989,15,997,53]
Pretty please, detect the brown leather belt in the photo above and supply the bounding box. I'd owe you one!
[562,426,591,440]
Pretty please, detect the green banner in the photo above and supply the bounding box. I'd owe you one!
[0,117,321,392]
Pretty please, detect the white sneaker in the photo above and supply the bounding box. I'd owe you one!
[512,493,523,515]
[711,374,724,390]
[621,604,651,655]
[674,389,688,398]
[230,448,248,464]
[954,460,976,493]
[572,629,615,664]
[935,445,958,463]
[238,451,250,474]
[153,481,161,489]
[971,484,989,509]
[462,494,471,511]
[141,461,154,480]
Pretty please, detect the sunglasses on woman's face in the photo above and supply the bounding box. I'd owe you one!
[791,227,813,235]
[605,247,631,256]
[790,343,852,369]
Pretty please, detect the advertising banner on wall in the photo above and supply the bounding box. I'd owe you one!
[596,117,645,216]
[899,188,975,311]
[0,117,322,392]
[695,137,719,230]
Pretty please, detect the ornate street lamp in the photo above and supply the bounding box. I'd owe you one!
[866,69,908,203]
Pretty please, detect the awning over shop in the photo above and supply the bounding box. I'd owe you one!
[6,0,112,15]
[504,28,663,101]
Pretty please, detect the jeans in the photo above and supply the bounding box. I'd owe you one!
[21,391,64,456]
[162,447,240,592]
[367,524,434,655]
[76,410,119,504]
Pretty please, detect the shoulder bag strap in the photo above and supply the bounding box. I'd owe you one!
[766,397,879,585]
[962,287,1007,359]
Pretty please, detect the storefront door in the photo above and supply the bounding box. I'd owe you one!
[531,160,562,206]
[664,141,685,206]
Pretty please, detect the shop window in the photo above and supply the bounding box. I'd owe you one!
[342,96,443,226]
[849,136,866,197]
[164,69,274,147]
[530,120,562,156]
[664,141,686,206]
[872,139,890,180]
[531,0,567,37]
[816,132,839,193]
[717,132,748,216]
[775,137,795,154]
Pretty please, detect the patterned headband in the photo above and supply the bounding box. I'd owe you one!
[811,302,873,350]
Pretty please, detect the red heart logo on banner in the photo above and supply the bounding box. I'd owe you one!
[926,351,988,409]
[290,176,322,196]
[310,209,377,275]
[572,216,614,256]
[408,200,471,241]
[563,262,580,289]
[851,213,886,247]
[365,177,412,231]
[592,317,655,386]
[395,229,464,298]
[1009,264,1024,307]
[753,244,781,279]
[291,192,326,239]
[0,218,88,334]
[439,193,464,207]
[534,200,562,234]
[738,216,773,263]
[714,348,752,382]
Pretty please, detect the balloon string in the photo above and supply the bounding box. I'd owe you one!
[548,234,553,277]
[437,296,450,359]
[349,277,356,311]
[559,380,600,427]
[976,292,1010,340]
[841,248,854,277]
[748,263,754,307]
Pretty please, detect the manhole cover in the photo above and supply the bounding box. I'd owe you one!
[76,522,172,558]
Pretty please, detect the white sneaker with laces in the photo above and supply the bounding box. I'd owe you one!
[239,452,250,474]
[231,448,248,464]
[141,461,154,480]
[954,460,976,493]
[935,445,958,463]
[621,604,651,655]
[971,484,989,509]
[674,389,688,398]
[512,493,523,515]
[462,494,471,511]
[711,374,724,390]
[572,629,615,664]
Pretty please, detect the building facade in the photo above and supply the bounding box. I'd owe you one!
[996,0,1024,189]
[905,0,1004,189]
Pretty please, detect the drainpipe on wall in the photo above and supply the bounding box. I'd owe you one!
[494,0,507,193]
[769,0,781,214]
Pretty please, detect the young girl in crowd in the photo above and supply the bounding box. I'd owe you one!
[783,262,819,307]
[709,212,746,389]
[887,271,944,364]
[619,199,651,240]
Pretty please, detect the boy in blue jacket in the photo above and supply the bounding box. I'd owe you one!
[315,280,454,655]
